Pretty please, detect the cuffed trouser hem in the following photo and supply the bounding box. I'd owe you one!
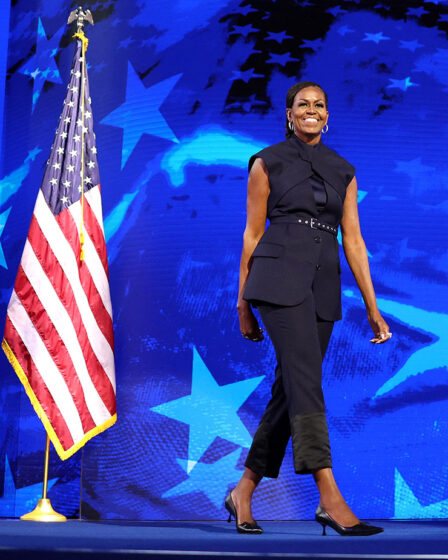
[291,412,332,474]
[244,420,289,478]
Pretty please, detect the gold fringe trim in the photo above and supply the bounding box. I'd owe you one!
[2,338,117,461]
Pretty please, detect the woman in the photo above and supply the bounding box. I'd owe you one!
[226,81,391,536]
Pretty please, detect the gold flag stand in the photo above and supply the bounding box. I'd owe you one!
[20,435,66,522]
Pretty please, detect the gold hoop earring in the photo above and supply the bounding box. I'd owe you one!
[322,124,329,134]
[288,121,294,132]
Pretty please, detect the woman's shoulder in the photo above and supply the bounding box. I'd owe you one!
[319,142,355,175]
[248,139,292,171]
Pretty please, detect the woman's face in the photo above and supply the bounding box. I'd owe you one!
[286,86,329,143]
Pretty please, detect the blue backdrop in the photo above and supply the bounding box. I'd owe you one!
[1,0,448,521]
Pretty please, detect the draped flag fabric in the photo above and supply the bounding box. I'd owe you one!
[2,38,116,460]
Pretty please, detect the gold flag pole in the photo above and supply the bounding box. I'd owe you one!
[20,435,67,522]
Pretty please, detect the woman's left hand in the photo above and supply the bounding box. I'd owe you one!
[368,311,392,344]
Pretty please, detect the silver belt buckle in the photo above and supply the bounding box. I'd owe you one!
[310,217,317,229]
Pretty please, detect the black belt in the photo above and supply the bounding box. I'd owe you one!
[269,215,338,236]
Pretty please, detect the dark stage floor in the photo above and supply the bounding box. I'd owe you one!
[0,519,448,560]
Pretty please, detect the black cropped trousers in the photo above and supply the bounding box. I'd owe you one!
[245,292,334,477]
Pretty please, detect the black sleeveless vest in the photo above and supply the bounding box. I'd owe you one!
[249,135,355,223]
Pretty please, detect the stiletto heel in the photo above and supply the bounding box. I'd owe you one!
[315,505,383,536]
[224,491,263,534]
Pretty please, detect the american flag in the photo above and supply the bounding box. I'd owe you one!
[2,38,116,460]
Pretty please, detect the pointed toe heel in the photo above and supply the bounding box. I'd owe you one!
[315,505,383,537]
[224,492,263,535]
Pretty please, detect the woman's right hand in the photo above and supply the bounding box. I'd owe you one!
[238,300,264,342]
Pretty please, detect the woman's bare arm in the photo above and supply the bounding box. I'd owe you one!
[237,158,270,341]
[340,177,391,343]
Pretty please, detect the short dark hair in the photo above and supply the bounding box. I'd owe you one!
[285,81,328,138]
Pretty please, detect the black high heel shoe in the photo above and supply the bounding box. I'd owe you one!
[225,492,263,534]
[315,505,384,536]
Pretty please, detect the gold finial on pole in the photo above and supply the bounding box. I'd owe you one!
[20,435,67,522]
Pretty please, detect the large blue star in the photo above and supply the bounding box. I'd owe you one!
[163,449,243,508]
[342,291,448,399]
[373,297,448,398]
[394,469,448,518]
[101,62,181,168]
[0,456,57,517]
[18,18,64,111]
[151,347,264,472]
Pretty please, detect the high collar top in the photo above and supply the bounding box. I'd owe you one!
[249,135,355,220]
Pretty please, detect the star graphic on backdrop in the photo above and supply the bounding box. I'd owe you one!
[439,14,448,22]
[0,146,41,207]
[343,290,448,399]
[163,449,243,508]
[265,31,293,43]
[301,38,323,50]
[101,63,181,168]
[373,297,448,398]
[337,25,354,36]
[18,18,64,111]
[394,157,434,177]
[267,52,296,65]
[151,347,264,472]
[0,207,12,269]
[236,5,257,16]
[399,40,423,52]
[229,23,257,39]
[0,457,57,517]
[231,68,263,83]
[387,77,419,91]
[394,469,448,518]
[407,7,428,18]
[327,6,347,17]
[363,32,391,44]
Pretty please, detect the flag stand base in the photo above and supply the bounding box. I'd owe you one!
[20,499,67,522]
[20,434,67,522]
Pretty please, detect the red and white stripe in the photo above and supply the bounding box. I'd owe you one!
[3,185,116,459]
